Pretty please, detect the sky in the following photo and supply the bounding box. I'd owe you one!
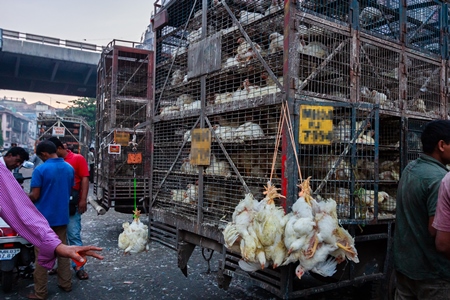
[0,0,155,108]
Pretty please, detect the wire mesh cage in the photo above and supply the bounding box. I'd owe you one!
[406,0,442,55]
[95,41,153,212]
[296,101,397,223]
[405,56,442,117]
[149,0,447,297]
[360,39,401,112]
[406,118,427,164]
[295,18,351,101]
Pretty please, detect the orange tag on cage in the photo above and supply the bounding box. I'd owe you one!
[127,153,142,164]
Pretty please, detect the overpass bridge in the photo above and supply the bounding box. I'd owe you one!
[0,29,102,98]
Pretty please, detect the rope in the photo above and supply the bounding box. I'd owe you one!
[269,102,303,186]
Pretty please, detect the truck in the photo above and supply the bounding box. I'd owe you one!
[146,0,446,298]
[94,40,153,213]
[36,114,91,158]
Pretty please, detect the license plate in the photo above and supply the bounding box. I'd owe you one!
[0,249,20,260]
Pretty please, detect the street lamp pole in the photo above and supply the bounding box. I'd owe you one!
[55,101,74,115]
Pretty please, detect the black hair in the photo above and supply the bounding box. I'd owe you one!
[5,147,30,161]
[36,140,57,155]
[47,137,64,149]
[421,120,450,154]
[90,147,94,151]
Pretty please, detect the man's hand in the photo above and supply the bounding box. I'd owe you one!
[55,244,104,262]
[78,199,88,214]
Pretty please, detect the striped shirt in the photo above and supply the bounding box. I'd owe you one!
[0,162,61,269]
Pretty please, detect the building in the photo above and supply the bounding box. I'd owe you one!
[0,105,30,150]
[0,97,60,150]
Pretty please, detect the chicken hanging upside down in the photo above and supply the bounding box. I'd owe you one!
[282,177,359,279]
[222,177,359,279]
[118,209,149,254]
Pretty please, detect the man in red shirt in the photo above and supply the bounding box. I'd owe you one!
[48,138,90,280]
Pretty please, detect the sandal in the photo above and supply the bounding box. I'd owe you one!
[76,269,89,280]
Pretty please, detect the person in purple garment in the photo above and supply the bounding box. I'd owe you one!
[0,156,103,277]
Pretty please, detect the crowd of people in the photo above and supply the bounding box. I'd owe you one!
[4,119,450,299]
[0,140,99,299]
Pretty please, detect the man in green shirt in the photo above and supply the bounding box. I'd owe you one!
[394,120,450,299]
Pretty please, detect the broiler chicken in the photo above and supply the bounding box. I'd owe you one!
[223,193,263,261]
[268,32,283,54]
[235,121,265,139]
[205,154,231,177]
[171,69,184,86]
[239,11,264,25]
[283,177,359,279]
[253,182,287,269]
[118,209,149,254]
[235,38,262,63]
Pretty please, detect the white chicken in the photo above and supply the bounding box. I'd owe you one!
[171,69,184,86]
[160,105,180,116]
[205,154,232,177]
[283,177,359,278]
[268,32,283,54]
[222,57,240,69]
[223,193,263,262]
[409,98,427,113]
[213,124,236,140]
[118,209,149,254]
[185,183,198,204]
[299,41,329,58]
[180,100,201,111]
[359,6,383,27]
[235,122,265,139]
[171,189,187,202]
[176,94,194,108]
[264,0,282,16]
[180,154,199,174]
[214,92,234,104]
[235,38,262,63]
[253,182,287,269]
[239,11,264,25]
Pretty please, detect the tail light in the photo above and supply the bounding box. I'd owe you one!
[0,227,18,237]
[0,227,18,248]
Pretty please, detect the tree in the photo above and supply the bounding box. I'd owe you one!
[63,97,96,132]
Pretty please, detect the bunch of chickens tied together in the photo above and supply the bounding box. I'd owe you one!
[223,178,359,279]
[118,209,149,254]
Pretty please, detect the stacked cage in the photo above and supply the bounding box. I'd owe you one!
[95,40,153,213]
[37,115,91,157]
[151,0,448,298]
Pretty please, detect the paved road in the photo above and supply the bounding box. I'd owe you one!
[2,170,279,300]
[1,169,379,300]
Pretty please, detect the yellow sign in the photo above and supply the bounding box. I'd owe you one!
[299,105,333,145]
[191,129,211,166]
[114,131,130,146]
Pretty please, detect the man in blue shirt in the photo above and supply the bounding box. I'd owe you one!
[28,140,74,299]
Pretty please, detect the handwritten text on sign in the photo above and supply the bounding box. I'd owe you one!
[191,129,211,166]
[299,105,333,145]
[52,126,65,137]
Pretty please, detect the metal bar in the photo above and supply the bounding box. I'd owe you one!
[150,118,201,207]
[355,233,389,242]
[204,116,251,194]
[117,54,148,95]
[297,39,350,93]
[220,1,283,92]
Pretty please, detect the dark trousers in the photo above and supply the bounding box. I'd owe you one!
[395,270,450,300]
[89,164,94,183]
